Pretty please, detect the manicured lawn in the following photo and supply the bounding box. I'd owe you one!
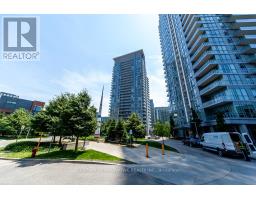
[35,149,125,162]
[135,139,179,153]
[0,141,60,159]
[0,141,129,163]
[3,141,60,152]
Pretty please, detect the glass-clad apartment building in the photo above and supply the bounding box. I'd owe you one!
[109,50,151,133]
[159,14,256,141]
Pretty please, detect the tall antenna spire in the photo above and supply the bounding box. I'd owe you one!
[98,86,104,117]
[95,86,104,137]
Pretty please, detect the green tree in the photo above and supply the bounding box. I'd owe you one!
[190,108,202,137]
[61,90,97,151]
[153,121,170,144]
[0,112,5,119]
[43,90,97,150]
[100,120,112,137]
[169,115,175,138]
[106,119,116,142]
[31,111,50,134]
[7,108,32,139]
[126,113,145,140]
[46,93,71,144]
[114,120,127,143]
[215,112,227,131]
[0,115,14,135]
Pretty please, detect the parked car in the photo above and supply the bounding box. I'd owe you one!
[189,137,202,147]
[62,136,72,143]
[200,132,255,160]
[182,137,190,146]
[183,136,201,147]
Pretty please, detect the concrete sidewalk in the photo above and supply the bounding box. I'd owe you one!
[87,141,183,164]
[0,137,52,148]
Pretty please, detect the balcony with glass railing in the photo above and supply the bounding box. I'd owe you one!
[207,111,256,121]
[185,20,202,40]
[194,60,218,78]
[202,96,233,109]
[183,14,193,28]
[230,19,256,29]
[199,80,227,96]
[222,14,256,23]
[240,67,256,74]
[240,55,256,63]
[192,50,215,70]
[237,37,256,45]
[234,27,256,36]
[190,42,211,62]
[196,69,223,87]
[238,45,256,54]
[184,15,198,34]
[192,48,253,71]
[187,28,205,47]
[189,34,208,54]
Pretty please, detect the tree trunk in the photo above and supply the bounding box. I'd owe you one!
[75,136,79,151]
[59,135,62,145]
[53,135,56,143]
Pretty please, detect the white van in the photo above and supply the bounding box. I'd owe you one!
[200,132,254,158]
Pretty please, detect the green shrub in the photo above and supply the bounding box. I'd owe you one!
[86,135,97,141]
[4,141,59,152]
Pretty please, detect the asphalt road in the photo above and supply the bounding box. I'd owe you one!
[0,159,169,185]
[160,139,256,184]
[0,138,255,185]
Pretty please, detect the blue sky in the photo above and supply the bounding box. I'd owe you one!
[0,15,168,116]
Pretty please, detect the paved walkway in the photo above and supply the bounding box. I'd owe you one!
[87,141,183,164]
[0,137,52,148]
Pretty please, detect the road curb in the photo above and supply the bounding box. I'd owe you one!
[0,157,134,165]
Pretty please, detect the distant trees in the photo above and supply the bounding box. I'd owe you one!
[0,113,15,135]
[105,119,116,142]
[114,120,127,143]
[153,121,170,144]
[104,113,146,144]
[100,120,112,137]
[0,108,32,138]
[0,90,97,151]
[126,113,145,140]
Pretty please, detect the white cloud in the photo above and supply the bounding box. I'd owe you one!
[52,68,112,116]
[0,84,12,92]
